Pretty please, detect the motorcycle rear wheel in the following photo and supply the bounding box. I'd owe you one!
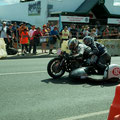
[47,58,65,79]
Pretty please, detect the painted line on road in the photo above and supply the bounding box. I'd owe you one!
[0,71,47,76]
[58,110,109,120]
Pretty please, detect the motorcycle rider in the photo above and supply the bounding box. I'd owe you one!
[68,38,97,65]
[83,36,111,74]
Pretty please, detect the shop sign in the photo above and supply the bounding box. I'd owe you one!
[108,18,120,24]
[61,16,89,23]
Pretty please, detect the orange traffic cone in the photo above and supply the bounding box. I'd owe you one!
[108,84,120,120]
[114,114,120,120]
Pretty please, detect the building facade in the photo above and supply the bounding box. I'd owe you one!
[0,0,120,27]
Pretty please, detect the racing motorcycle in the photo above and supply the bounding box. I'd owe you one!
[47,50,120,81]
[47,51,85,79]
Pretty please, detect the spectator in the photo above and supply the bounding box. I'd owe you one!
[79,25,85,39]
[42,24,49,53]
[28,25,36,54]
[61,26,69,46]
[83,27,90,37]
[0,22,7,46]
[49,26,59,54]
[46,22,51,33]
[76,25,81,39]
[70,24,78,38]
[68,24,73,31]
[110,27,119,39]
[102,25,110,39]
[12,22,19,49]
[6,24,15,49]
[20,29,29,55]
[90,28,98,41]
[32,27,43,54]
[50,22,54,31]
[18,23,24,36]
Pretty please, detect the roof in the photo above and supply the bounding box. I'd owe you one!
[75,0,99,14]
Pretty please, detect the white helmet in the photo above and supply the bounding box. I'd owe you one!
[68,38,78,50]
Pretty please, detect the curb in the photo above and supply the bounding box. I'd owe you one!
[1,54,57,60]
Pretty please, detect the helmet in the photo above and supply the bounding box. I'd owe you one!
[83,36,93,46]
[68,38,78,50]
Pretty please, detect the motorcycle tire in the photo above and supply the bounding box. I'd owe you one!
[47,57,65,79]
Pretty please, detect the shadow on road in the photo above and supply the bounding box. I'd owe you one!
[42,76,120,87]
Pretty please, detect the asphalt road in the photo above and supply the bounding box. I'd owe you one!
[0,57,120,120]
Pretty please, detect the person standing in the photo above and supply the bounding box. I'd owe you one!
[6,24,15,49]
[28,25,36,54]
[61,26,69,46]
[20,29,29,55]
[49,26,59,54]
[12,22,19,49]
[102,25,110,39]
[70,24,78,38]
[42,24,49,53]
[32,27,43,54]
[0,22,7,46]
[83,27,90,37]
[90,28,98,41]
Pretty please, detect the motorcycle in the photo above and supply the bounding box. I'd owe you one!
[47,50,84,79]
[47,49,96,79]
[47,50,120,81]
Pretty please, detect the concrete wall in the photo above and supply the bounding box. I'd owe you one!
[0,0,48,27]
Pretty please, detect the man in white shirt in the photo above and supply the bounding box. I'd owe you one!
[0,22,7,40]
[28,25,36,53]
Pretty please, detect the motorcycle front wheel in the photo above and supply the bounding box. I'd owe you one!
[47,58,65,79]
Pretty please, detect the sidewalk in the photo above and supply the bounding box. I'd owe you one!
[3,49,58,60]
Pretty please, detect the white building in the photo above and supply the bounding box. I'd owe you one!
[0,0,120,27]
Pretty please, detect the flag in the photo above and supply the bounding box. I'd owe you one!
[59,14,63,32]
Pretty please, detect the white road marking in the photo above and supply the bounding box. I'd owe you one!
[59,110,109,120]
[0,71,47,76]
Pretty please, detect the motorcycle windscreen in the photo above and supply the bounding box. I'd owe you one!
[69,67,88,79]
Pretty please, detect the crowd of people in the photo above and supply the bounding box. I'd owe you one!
[0,21,120,56]
[0,22,60,55]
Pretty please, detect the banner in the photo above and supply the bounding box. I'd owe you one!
[59,14,63,32]
[108,18,120,24]
[28,1,41,16]
[61,16,89,23]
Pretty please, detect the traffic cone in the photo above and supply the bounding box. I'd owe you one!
[108,84,120,120]
[114,114,120,120]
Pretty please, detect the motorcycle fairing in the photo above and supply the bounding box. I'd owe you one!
[69,67,88,79]
[69,67,104,80]
[69,64,120,81]
[104,64,120,80]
